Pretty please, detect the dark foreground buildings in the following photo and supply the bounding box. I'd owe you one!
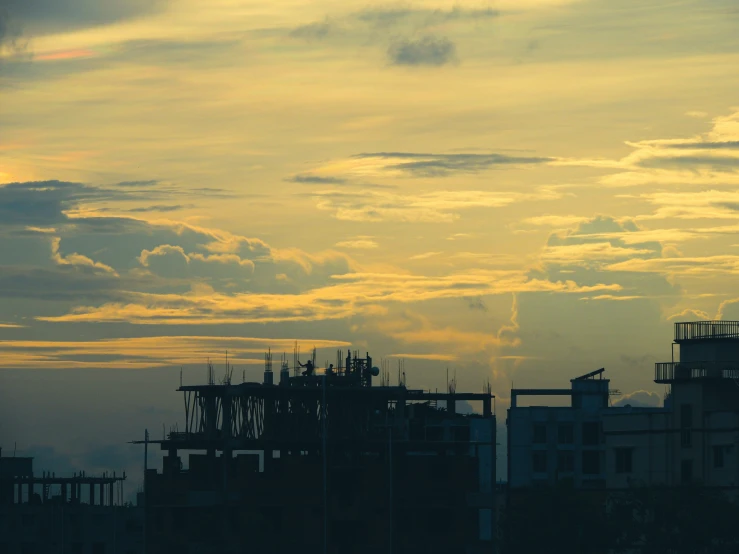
[136,350,497,554]
[0,451,143,553]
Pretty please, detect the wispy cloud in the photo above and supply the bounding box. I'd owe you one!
[0,336,351,369]
[312,188,560,222]
[335,238,379,249]
[388,36,457,66]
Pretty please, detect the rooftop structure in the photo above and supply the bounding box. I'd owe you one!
[656,321,739,383]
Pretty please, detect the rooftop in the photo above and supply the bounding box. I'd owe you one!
[674,321,739,342]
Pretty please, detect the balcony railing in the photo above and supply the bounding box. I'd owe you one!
[655,361,739,383]
[674,321,739,341]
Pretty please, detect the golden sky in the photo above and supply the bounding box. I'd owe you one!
[2,0,739,477]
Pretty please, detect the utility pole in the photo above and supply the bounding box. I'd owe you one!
[322,374,328,554]
[143,429,148,554]
[388,423,393,554]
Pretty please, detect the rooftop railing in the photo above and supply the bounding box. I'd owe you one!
[655,361,739,383]
[674,321,739,342]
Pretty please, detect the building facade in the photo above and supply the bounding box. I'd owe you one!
[508,320,739,492]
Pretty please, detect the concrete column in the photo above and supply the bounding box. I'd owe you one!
[99,482,104,506]
[90,483,95,506]
[62,483,67,504]
[109,483,114,506]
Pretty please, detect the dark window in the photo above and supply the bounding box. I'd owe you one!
[92,544,106,554]
[582,422,600,445]
[454,426,470,442]
[680,404,693,428]
[533,424,547,444]
[558,424,574,444]
[714,446,726,469]
[681,429,692,448]
[426,426,443,441]
[582,451,600,474]
[21,514,35,527]
[615,448,633,474]
[71,544,83,554]
[532,451,547,473]
[681,459,693,483]
[557,451,574,472]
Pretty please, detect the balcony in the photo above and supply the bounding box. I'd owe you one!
[674,321,739,342]
[655,361,739,383]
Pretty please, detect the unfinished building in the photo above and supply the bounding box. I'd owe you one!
[0,450,143,554]
[136,350,497,554]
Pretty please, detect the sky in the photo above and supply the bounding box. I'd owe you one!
[2,0,739,492]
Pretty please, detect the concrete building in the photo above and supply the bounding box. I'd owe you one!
[0,451,143,554]
[507,368,617,489]
[606,320,739,488]
[508,320,739,492]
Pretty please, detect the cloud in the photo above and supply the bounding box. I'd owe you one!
[388,36,457,66]
[613,390,662,408]
[335,238,378,249]
[605,255,739,276]
[127,204,187,213]
[287,174,347,185]
[358,7,499,28]
[38,270,620,325]
[0,335,351,369]
[350,151,552,177]
[561,109,739,188]
[51,236,118,275]
[716,297,739,320]
[533,216,680,302]
[667,308,711,321]
[4,0,168,35]
[289,19,333,40]
[409,251,441,260]
[312,188,559,222]
[387,352,457,361]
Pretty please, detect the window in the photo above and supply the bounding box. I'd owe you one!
[92,544,106,554]
[558,424,574,445]
[557,451,574,472]
[714,445,730,469]
[533,423,547,444]
[582,451,600,475]
[615,448,633,474]
[680,404,693,428]
[681,429,692,448]
[21,514,35,527]
[681,459,693,483]
[532,451,547,473]
[582,422,600,445]
[426,426,443,441]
